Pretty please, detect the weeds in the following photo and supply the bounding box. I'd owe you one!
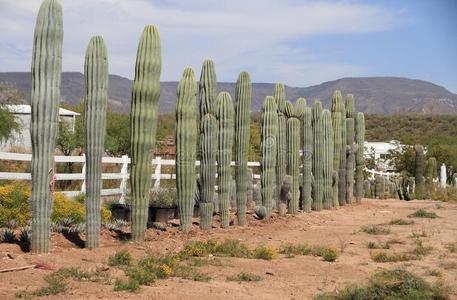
[108,250,133,266]
[440,261,457,270]
[410,240,433,257]
[314,268,448,300]
[227,272,262,282]
[361,225,391,235]
[408,209,438,219]
[444,242,457,253]
[252,246,278,260]
[367,241,390,249]
[279,243,338,262]
[389,219,414,225]
[113,279,140,292]
[371,251,416,262]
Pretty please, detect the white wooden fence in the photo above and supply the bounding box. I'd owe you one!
[0,151,260,203]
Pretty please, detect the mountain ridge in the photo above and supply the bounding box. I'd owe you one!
[1,72,456,114]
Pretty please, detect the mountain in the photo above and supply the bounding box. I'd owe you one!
[1,72,456,114]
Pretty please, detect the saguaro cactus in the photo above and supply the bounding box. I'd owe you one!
[130,25,161,240]
[331,111,341,208]
[322,110,334,209]
[198,59,217,230]
[331,91,346,206]
[285,101,301,214]
[234,72,252,226]
[345,94,356,204]
[84,36,108,249]
[302,106,313,212]
[175,68,197,232]
[30,0,63,253]
[425,157,437,188]
[261,96,278,217]
[414,145,425,198]
[355,112,365,204]
[274,84,287,205]
[312,100,324,211]
[217,92,234,228]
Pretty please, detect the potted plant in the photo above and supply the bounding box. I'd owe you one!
[149,188,177,223]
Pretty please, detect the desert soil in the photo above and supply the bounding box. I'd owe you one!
[1,198,456,300]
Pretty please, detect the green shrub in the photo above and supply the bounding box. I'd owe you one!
[408,209,438,219]
[149,188,177,208]
[113,279,140,292]
[227,272,262,282]
[361,224,391,235]
[371,251,416,262]
[279,243,338,261]
[389,219,414,225]
[314,268,448,300]
[252,246,278,260]
[108,250,133,266]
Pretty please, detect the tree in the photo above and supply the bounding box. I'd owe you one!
[0,83,22,143]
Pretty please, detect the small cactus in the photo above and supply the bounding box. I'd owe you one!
[414,145,426,198]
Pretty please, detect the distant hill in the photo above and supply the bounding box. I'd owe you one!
[1,72,456,114]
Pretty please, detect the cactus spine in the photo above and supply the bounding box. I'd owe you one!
[285,101,300,214]
[175,68,197,232]
[322,110,334,209]
[234,72,252,226]
[345,94,356,204]
[302,106,313,212]
[261,96,278,217]
[274,84,287,206]
[414,145,425,198]
[84,36,108,249]
[30,0,63,253]
[355,112,365,203]
[217,92,234,228]
[332,91,347,206]
[198,59,217,230]
[312,101,324,211]
[130,25,161,240]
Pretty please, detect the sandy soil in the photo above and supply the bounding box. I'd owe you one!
[1,198,456,300]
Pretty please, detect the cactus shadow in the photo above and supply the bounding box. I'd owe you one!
[111,229,131,241]
[62,231,85,248]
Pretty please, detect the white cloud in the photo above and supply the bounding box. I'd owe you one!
[0,0,399,86]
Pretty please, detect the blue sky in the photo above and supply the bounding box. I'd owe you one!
[0,0,456,92]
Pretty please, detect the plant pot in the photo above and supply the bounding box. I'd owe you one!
[149,207,175,223]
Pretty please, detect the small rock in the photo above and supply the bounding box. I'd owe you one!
[265,271,274,276]
[7,253,15,259]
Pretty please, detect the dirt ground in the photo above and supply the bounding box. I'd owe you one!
[1,198,456,300]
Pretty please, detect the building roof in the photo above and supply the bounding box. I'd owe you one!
[4,104,80,116]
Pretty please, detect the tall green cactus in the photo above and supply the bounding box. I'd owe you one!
[30,0,63,253]
[175,68,197,232]
[414,145,425,198]
[198,59,217,230]
[130,25,161,240]
[355,112,365,204]
[217,92,234,228]
[84,36,108,249]
[331,110,341,207]
[302,106,313,212]
[261,96,278,217]
[425,157,437,188]
[312,100,324,211]
[332,91,346,206]
[285,101,300,214]
[234,72,252,226]
[274,84,287,206]
[345,94,356,204]
[322,110,334,209]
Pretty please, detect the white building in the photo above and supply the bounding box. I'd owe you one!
[364,140,401,171]
[0,104,80,151]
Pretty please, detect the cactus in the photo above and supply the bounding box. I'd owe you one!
[84,36,108,249]
[246,168,254,208]
[322,109,334,209]
[30,0,63,253]
[331,91,347,206]
[345,94,356,204]
[302,106,313,212]
[285,101,300,214]
[216,92,234,228]
[331,111,341,208]
[453,173,457,188]
[130,25,161,240]
[234,72,252,226]
[425,157,437,188]
[414,145,425,198]
[274,84,287,207]
[355,112,365,204]
[175,68,197,232]
[312,100,324,211]
[363,179,371,198]
[261,96,278,217]
[198,59,217,230]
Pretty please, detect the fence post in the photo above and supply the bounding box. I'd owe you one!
[153,156,161,189]
[119,155,129,204]
[81,153,86,194]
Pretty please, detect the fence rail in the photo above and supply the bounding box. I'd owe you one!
[0,151,261,202]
